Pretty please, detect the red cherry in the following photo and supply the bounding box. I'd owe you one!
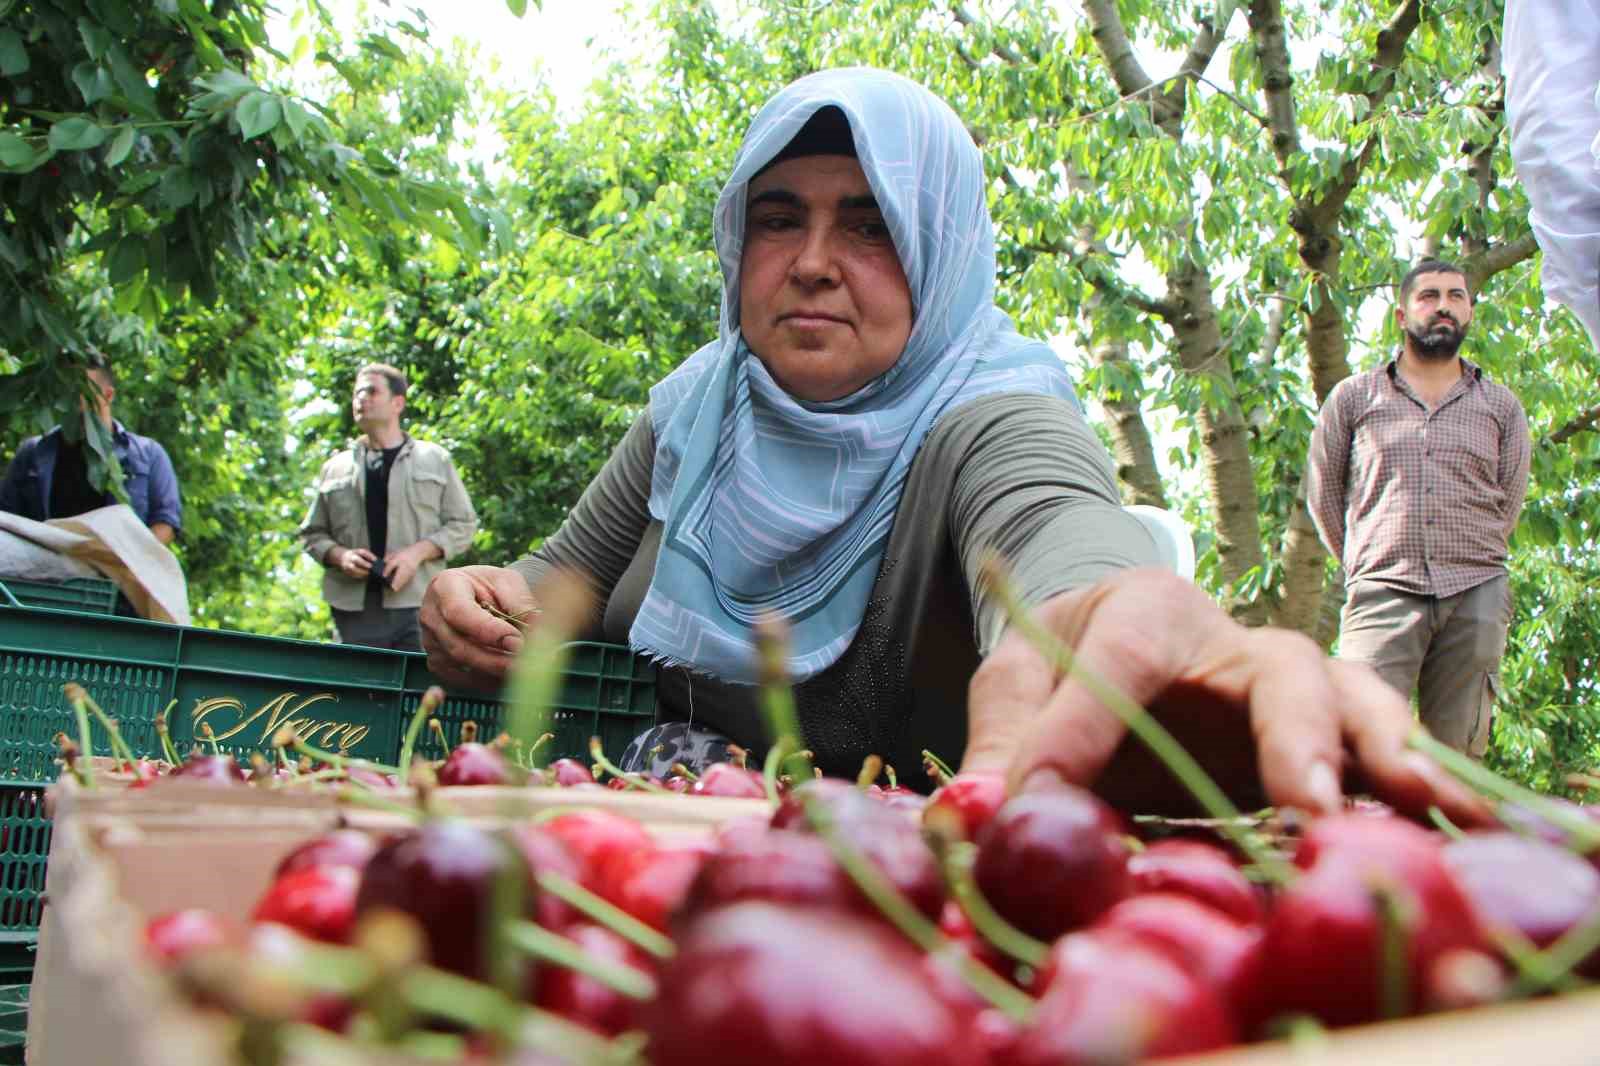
[1093,893,1267,1025]
[549,758,596,786]
[165,754,249,785]
[253,865,361,943]
[436,742,513,786]
[645,902,989,1066]
[1127,839,1265,925]
[1016,927,1235,1065]
[354,821,533,980]
[1443,831,1600,950]
[145,908,235,964]
[508,823,586,931]
[541,810,655,897]
[924,773,1008,839]
[974,789,1132,940]
[689,762,768,799]
[1260,814,1489,1027]
[607,841,713,931]
[532,921,653,1035]
[274,829,381,879]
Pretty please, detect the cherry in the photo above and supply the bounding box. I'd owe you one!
[1127,839,1265,925]
[689,762,768,799]
[436,742,513,786]
[344,766,398,789]
[973,789,1132,940]
[1260,813,1489,1027]
[549,758,596,786]
[645,902,989,1066]
[354,820,533,981]
[166,753,249,785]
[923,772,1008,840]
[680,827,860,921]
[769,777,863,830]
[1015,927,1235,1065]
[532,921,653,1035]
[274,829,381,879]
[1443,831,1600,950]
[145,908,236,964]
[508,823,586,931]
[253,864,361,944]
[1093,893,1267,1025]
[541,810,654,898]
[606,840,713,932]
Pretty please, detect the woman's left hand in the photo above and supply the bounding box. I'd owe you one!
[959,568,1491,825]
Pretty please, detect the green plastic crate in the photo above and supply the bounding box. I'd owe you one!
[0,604,658,783]
[0,602,660,948]
[0,577,118,616]
[0,982,25,1065]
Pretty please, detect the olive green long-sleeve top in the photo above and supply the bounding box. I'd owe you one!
[512,392,1157,788]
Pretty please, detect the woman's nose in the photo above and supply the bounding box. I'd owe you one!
[789,225,841,285]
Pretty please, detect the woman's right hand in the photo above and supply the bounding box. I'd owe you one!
[419,565,538,690]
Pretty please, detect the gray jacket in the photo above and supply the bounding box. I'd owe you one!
[299,437,478,610]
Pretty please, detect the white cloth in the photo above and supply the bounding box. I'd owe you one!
[0,505,190,624]
[1504,0,1600,351]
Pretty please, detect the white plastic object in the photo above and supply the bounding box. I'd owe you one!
[1123,504,1196,580]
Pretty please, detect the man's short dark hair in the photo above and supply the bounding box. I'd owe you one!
[357,362,408,398]
[1399,259,1471,303]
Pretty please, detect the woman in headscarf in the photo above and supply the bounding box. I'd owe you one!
[422,69,1484,821]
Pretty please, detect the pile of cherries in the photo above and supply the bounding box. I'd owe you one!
[136,748,1600,1066]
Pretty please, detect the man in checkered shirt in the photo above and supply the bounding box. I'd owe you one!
[1307,259,1532,756]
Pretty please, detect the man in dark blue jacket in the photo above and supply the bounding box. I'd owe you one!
[0,365,182,544]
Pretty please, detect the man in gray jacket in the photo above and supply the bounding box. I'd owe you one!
[299,363,478,650]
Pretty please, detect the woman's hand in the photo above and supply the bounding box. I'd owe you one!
[960,567,1490,826]
[419,565,537,690]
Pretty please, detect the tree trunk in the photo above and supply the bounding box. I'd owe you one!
[1166,260,1267,623]
[1089,334,1168,507]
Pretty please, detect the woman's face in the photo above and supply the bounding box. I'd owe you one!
[739,155,913,402]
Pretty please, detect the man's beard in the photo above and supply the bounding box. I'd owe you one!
[1406,315,1468,359]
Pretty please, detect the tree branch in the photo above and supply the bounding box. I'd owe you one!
[1547,403,1600,447]
[1246,0,1300,166]
[1460,233,1539,292]
[1083,0,1156,98]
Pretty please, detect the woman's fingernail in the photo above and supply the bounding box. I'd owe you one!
[1403,751,1445,786]
[1020,767,1067,794]
[500,635,524,654]
[1306,761,1341,813]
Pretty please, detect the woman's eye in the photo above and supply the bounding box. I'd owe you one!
[751,214,797,232]
[856,220,892,241]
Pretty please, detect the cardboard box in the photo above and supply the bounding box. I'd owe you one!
[24,783,1600,1065]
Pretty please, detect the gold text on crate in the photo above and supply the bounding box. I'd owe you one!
[189,693,372,751]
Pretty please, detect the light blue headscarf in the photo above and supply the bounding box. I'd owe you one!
[629,67,1080,683]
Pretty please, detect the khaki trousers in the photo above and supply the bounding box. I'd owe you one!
[1336,574,1511,756]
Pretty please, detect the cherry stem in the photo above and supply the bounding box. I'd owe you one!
[801,790,1035,1022]
[980,553,1295,885]
[505,569,590,765]
[588,737,674,795]
[761,740,789,805]
[198,722,221,756]
[397,686,444,784]
[935,838,1049,967]
[1409,729,1600,853]
[1372,881,1411,1020]
[535,870,676,959]
[669,762,700,783]
[1427,805,1467,841]
[428,718,451,758]
[921,748,956,782]
[753,613,813,782]
[64,688,97,789]
[272,767,349,788]
[504,919,657,1000]
[1506,906,1600,997]
[855,754,883,790]
[155,708,182,766]
[275,728,402,777]
[67,686,138,768]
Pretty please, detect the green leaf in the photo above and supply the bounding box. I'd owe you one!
[236,92,282,139]
[0,29,28,76]
[71,62,115,105]
[159,167,197,209]
[0,131,37,168]
[47,117,108,151]
[107,234,145,285]
[104,125,135,166]
[281,99,311,143]
[77,18,113,62]
[506,0,529,14]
